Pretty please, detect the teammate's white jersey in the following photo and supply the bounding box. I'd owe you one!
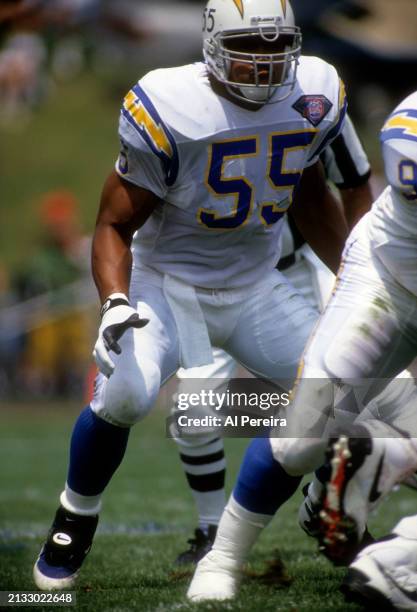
[116,58,346,289]
[367,91,417,295]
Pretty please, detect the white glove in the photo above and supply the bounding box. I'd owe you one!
[93,293,148,378]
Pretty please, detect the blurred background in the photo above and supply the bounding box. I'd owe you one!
[0,0,416,401]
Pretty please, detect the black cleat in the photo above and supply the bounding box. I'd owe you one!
[33,506,98,590]
[317,432,375,565]
[299,480,374,565]
[319,525,375,567]
[175,525,217,566]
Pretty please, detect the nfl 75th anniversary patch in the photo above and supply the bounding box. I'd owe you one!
[293,95,333,127]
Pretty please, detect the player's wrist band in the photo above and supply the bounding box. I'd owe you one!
[100,293,130,318]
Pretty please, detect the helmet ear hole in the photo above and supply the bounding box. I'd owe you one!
[202,0,301,105]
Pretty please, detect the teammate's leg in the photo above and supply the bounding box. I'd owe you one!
[188,271,319,600]
[179,248,330,565]
[271,222,417,478]
[172,348,237,563]
[188,228,416,600]
[274,233,417,562]
[187,436,305,600]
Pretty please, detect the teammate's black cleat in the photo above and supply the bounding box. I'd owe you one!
[33,505,98,590]
[175,525,218,566]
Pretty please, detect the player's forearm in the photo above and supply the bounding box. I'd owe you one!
[291,162,349,273]
[305,225,346,273]
[341,182,373,231]
[291,186,348,274]
[91,171,158,304]
[91,223,133,303]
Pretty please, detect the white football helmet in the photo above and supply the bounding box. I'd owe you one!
[203,0,301,105]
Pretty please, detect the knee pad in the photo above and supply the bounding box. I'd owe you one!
[91,362,160,427]
[169,382,225,445]
[170,401,222,447]
[171,428,221,450]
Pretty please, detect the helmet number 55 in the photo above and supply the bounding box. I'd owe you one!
[203,8,216,33]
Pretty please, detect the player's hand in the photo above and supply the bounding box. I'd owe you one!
[93,294,148,378]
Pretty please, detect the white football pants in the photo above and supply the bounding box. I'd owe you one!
[272,218,417,475]
[90,265,318,427]
[172,246,333,448]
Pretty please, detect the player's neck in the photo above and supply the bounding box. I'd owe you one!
[208,74,265,112]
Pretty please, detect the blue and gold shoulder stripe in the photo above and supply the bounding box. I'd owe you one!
[380,109,417,144]
[121,84,179,186]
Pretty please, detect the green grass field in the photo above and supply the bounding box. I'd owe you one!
[1,401,416,612]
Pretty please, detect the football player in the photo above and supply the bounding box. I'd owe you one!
[286,90,417,561]
[187,91,417,602]
[33,0,351,590]
[172,113,373,566]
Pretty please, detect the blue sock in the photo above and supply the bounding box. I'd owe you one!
[67,406,130,496]
[233,437,301,515]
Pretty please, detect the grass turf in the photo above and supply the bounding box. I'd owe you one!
[1,401,416,611]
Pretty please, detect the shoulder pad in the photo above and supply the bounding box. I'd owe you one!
[121,81,179,186]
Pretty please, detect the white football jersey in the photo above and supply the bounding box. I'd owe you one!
[367,91,417,295]
[116,58,346,288]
